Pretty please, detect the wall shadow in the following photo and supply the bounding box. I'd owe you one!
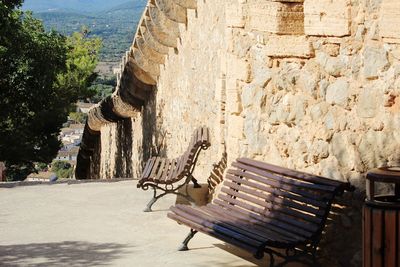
[0,241,131,266]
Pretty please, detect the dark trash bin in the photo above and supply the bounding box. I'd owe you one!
[363,167,400,267]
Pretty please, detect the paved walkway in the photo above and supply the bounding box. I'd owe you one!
[0,180,305,266]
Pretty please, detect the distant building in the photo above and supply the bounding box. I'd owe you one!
[55,147,79,164]
[76,102,95,114]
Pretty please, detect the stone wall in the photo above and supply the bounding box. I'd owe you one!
[85,0,400,189]
[222,0,400,192]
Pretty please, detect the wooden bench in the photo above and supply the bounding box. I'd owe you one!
[168,158,354,266]
[137,126,211,212]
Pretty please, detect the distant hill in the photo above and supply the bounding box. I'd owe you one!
[23,0,147,62]
[22,0,146,14]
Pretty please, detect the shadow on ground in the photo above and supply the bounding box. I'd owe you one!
[0,241,131,266]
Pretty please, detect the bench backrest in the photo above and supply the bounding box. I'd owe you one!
[140,126,210,183]
[215,158,351,241]
[175,126,210,179]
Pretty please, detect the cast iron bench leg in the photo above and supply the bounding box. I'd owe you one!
[188,174,201,188]
[178,229,198,251]
[143,188,167,212]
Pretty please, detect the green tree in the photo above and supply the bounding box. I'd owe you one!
[69,112,87,124]
[51,160,73,178]
[56,28,102,101]
[0,1,68,180]
[0,2,101,181]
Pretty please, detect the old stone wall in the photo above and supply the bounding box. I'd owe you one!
[93,0,400,188]
[222,0,400,192]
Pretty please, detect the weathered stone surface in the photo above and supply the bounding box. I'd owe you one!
[264,35,314,58]
[357,84,382,118]
[298,70,319,98]
[249,45,273,87]
[135,36,165,65]
[363,46,389,79]
[248,0,304,34]
[139,26,170,55]
[331,133,354,169]
[358,130,397,169]
[226,0,246,28]
[241,84,264,108]
[304,0,350,37]
[379,0,400,39]
[155,0,187,23]
[326,79,350,107]
[174,0,196,9]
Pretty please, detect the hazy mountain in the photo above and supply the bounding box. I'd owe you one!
[23,0,147,62]
[22,0,146,14]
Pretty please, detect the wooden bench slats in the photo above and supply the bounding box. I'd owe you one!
[213,198,311,241]
[176,205,272,245]
[220,187,322,226]
[139,126,210,185]
[167,212,263,256]
[227,169,331,202]
[223,179,324,217]
[154,158,167,180]
[207,202,304,244]
[214,198,319,238]
[233,162,337,193]
[164,159,177,183]
[138,126,211,212]
[148,157,163,181]
[159,159,171,183]
[142,157,156,179]
[178,154,190,180]
[209,205,305,245]
[170,206,266,248]
[202,205,299,245]
[217,194,317,239]
[237,158,348,189]
[225,174,328,209]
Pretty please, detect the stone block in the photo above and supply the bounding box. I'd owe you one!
[379,0,400,39]
[226,0,246,28]
[248,0,304,34]
[362,46,389,79]
[227,55,251,82]
[304,0,350,37]
[357,84,382,118]
[264,35,313,58]
[227,115,245,139]
[326,79,350,107]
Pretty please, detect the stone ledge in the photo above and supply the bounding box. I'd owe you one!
[248,1,304,34]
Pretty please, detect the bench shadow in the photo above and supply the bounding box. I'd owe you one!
[214,243,265,266]
[213,243,310,267]
[0,241,131,266]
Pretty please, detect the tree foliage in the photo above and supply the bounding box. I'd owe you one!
[69,112,87,124]
[51,160,73,178]
[56,28,102,101]
[0,1,101,181]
